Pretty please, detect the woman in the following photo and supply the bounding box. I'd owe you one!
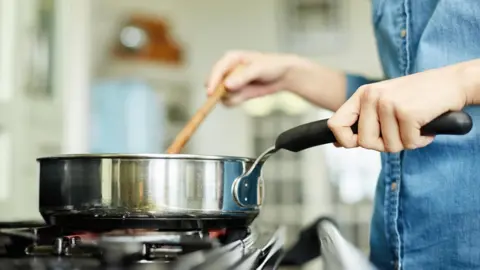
[206,1,480,269]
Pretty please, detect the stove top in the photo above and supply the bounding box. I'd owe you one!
[0,224,285,270]
[0,217,376,270]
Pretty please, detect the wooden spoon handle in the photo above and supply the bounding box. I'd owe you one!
[166,66,244,154]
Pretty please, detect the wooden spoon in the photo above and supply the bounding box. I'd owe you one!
[166,65,244,154]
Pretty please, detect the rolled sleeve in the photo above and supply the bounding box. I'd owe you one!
[345,74,379,99]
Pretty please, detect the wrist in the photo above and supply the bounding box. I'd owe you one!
[457,59,480,105]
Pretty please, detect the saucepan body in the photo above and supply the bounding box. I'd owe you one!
[37,154,264,227]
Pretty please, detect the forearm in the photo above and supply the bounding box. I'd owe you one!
[283,57,380,112]
[283,57,347,112]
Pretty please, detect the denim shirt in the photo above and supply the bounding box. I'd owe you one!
[346,1,480,269]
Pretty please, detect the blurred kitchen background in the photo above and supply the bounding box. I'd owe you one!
[0,0,382,269]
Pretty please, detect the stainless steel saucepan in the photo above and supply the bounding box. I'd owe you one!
[37,111,473,230]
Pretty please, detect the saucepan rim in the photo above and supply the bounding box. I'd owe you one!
[36,153,256,162]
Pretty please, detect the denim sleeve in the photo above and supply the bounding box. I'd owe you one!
[345,74,379,99]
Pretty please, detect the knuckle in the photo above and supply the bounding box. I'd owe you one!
[377,94,394,112]
[360,85,379,103]
[395,106,411,121]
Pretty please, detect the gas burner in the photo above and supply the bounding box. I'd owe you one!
[0,218,375,269]
[94,230,219,265]
[1,217,337,270]
[0,224,282,269]
[97,230,209,246]
[23,229,217,261]
[100,229,205,238]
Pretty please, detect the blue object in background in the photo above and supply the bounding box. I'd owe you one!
[90,79,165,153]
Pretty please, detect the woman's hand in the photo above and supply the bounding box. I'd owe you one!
[327,62,479,152]
[206,50,348,111]
[206,51,301,106]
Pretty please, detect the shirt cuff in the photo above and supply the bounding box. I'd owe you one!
[345,74,377,99]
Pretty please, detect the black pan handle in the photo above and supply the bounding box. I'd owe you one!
[275,111,473,152]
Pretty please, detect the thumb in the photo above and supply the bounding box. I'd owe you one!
[328,92,361,148]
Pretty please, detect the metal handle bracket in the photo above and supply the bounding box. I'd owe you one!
[232,146,278,208]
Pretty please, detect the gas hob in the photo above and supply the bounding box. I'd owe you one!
[0,218,376,270]
[0,223,284,270]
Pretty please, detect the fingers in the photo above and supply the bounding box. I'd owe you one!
[206,51,251,95]
[358,87,384,151]
[330,82,437,152]
[396,108,427,150]
[377,97,403,152]
[224,62,263,90]
[328,90,362,148]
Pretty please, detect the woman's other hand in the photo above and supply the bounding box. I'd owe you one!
[327,62,480,152]
[206,51,302,106]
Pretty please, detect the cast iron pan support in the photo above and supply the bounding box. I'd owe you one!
[232,111,473,207]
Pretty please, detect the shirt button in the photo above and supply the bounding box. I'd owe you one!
[400,29,407,38]
[391,182,397,191]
